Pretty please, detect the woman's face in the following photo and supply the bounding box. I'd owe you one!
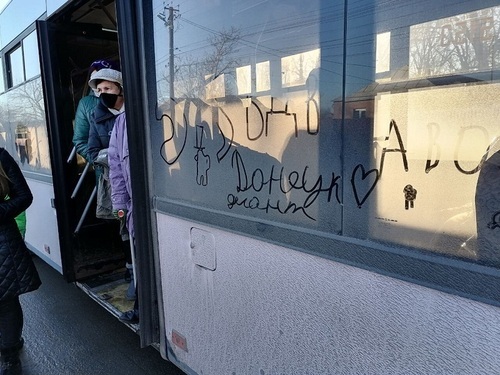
[96,80,124,109]
[96,80,121,95]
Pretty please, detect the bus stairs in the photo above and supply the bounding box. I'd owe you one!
[67,146,135,322]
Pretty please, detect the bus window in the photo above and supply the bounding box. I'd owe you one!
[23,30,40,80]
[151,0,343,235]
[343,3,500,267]
[0,57,4,94]
[7,44,23,87]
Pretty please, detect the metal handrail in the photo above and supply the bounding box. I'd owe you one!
[74,186,97,234]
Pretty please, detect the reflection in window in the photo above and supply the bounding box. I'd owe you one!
[0,78,50,174]
[205,73,225,99]
[152,0,342,237]
[9,46,23,87]
[23,31,40,80]
[0,57,4,94]
[236,65,251,95]
[6,31,41,89]
[353,108,366,119]
[409,5,500,79]
[256,61,270,92]
[282,49,320,88]
[376,32,390,73]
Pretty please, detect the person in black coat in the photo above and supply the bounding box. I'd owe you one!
[0,148,41,375]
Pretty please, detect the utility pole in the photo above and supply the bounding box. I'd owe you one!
[158,4,179,125]
[168,6,175,100]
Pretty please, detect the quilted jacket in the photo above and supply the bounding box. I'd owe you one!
[0,148,41,301]
[72,93,99,162]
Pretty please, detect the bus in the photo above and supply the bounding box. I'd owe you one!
[1,0,500,374]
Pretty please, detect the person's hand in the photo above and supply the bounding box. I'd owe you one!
[112,209,128,220]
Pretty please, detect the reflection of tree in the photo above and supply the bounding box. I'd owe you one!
[0,79,49,172]
[9,79,45,122]
[410,7,500,78]
[159,26,242,100]
[204,27,241,80]
[410,23,454,77]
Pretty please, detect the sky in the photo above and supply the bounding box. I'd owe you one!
[0,0,9,14]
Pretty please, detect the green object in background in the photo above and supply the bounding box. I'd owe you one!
[6,195,27,238]
[15,210,26,238]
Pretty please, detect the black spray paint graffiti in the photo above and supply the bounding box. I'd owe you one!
[351,164,379,209]
[156,94,319,165]
[487,211,500,230]
[228,149,341,220]
[156,98,493,219]
[194,124,211,186]
[378,119,408,177]
[403,184,417,210]
[156,102,188,166]
[380,120,491,177]
[424,124,491,174]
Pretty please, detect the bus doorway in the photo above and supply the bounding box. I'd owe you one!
[37,1,130,304]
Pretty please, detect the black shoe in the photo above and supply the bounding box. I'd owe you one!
[119,309,139,324]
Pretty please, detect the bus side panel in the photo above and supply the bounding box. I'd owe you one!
[25,178,61,273]
[158,213,500,375]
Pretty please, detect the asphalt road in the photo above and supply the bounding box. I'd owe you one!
[17,256,185,375]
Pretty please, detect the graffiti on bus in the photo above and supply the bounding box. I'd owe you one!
[155,97,494,221]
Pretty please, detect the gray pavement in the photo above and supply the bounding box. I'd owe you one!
[17,256,185,375]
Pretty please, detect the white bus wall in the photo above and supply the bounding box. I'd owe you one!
[158,213,500,375]
[25,178,61,273]
[0,0,45,49]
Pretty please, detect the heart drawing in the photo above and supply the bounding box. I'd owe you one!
[351,164,379,208]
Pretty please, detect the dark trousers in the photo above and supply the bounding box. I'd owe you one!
[0,297,23,350]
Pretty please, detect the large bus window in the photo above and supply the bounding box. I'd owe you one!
[343,1,500,268]
[151,0,344,235]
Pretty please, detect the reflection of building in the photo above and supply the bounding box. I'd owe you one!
[15,124,31,165]
[333,66,486,120]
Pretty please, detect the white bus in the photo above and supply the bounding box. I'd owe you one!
[1,0,500,374]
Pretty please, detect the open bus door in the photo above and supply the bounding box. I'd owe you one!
[34,1,160,348]
[37,18,124,282]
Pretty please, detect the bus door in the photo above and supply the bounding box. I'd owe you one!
[36,5,123,283]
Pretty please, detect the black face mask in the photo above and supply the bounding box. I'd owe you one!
[100,93,121,109]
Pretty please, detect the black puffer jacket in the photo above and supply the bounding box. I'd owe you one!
[0,148,41,301]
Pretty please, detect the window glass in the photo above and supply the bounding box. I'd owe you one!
[9,45,23,87]
[343,0,500,267]
[0,77,51,174]
[150,0,500,269]
[0,57,4,93]
[23,30,40,80]
[151,0,344,234]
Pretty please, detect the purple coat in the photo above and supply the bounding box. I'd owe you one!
[108,113,134,237]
